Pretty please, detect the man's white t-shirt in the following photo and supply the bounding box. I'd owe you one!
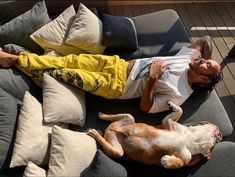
[119,47,198,113]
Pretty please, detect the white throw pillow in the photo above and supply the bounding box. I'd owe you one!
[10,92,67,167]
[30,5,84,56]
[23,161,46,177]
[43,73,86,126]
[66,3,105,54]
[48,126,97,176]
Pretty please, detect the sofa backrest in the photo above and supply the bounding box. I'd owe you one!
[0,0,108,24]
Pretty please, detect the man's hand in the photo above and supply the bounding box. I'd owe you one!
[150,58,167,80]
[140,58,167,113]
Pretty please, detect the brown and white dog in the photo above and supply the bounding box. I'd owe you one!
[88,101,223,169]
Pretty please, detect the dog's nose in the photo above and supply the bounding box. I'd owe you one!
[215,128,223,143]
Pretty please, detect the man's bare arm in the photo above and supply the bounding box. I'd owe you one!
[140,59,167,113]
[189,36,213,59]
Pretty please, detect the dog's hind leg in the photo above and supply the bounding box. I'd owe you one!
[98,112,134,123]
[88,129,124,158]
[162,101,183,130]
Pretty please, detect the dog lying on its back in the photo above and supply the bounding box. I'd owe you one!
[88,101,222,169]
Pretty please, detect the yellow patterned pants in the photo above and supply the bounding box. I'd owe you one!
[17,52,128,99]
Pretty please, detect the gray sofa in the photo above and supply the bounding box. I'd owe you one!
[0,1,234,177]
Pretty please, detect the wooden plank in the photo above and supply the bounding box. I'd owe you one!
[165,3,177,12]
[223,2,235,24]
[182,3,235,102]
[203,4,230,58]
[185,3,208,37]
[148,4,160,13]
[107,1,230,6]
[122,5,134,17]
[130,5,142,16]
[210,3,235,49]
[156,4,167,11]
[215,3,235,42]
[175,3,199,41]
[108,6,116,15]
[115,5,124,16]
[204,3,235,79]
[140,5,150,15]
[195,4,235,100]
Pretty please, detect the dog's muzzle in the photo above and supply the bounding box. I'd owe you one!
[214,128,223,143]
[199,121,223,143]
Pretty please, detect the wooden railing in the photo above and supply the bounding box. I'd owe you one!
[107,0,233,6]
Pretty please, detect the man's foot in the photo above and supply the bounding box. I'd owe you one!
[0,49,18,68]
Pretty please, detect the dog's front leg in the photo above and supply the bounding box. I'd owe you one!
[88,129,124,158]
[161,155,184,169]
[162,101,183,130]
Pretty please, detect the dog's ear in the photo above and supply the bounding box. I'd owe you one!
[186,154,204,166]
[204,146,215,160]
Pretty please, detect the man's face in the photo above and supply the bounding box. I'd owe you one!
[190,58,221,77]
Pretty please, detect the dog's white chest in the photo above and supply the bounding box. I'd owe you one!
[156,128,187,149]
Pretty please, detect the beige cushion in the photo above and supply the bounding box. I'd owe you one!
[48,126,97,176]
[23,161,46,177]
[10,92,67,167]
[43,74,86,126]
[30,5,83,56]
[44,49,61,56]
[66,3,105,54]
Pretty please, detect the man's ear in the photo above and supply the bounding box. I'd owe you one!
[198,75,211,84]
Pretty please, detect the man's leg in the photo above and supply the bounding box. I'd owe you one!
[0,50,128,98]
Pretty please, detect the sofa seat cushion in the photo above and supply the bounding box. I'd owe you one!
[0,88,20,170]
[0,68,42,101]
[81,149,127,177]
[180,89,233,137]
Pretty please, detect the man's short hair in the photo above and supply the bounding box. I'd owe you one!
[192,71,223,91]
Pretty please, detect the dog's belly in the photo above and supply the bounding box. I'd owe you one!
[116,124,186,164]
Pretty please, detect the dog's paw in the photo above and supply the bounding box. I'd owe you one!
[161,155,172,169]
[161,155,183,169]
[98,112,104,116]
[167,101,181,112]
[98,112,107,119]
[87,129,100,138]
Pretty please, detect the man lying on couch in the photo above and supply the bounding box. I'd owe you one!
[0,36,222,113]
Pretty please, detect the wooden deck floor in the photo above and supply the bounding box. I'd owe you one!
[107,2,235,140]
